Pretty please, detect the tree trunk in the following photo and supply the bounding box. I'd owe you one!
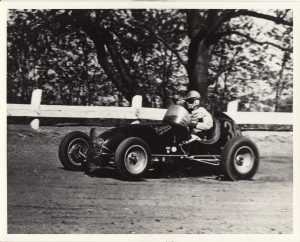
[71,11,136,103]
[186,10,216,102]
[274,52,288,112]
[187,36,215,104]
[187,43,210,98]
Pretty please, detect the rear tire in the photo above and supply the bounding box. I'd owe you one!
[221,136,259,181]
[58,131,89,171]
[115,137,151,180]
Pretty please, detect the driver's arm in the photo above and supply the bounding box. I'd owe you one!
[191,108,213,130]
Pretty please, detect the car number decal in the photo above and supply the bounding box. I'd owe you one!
[223,121,235,140]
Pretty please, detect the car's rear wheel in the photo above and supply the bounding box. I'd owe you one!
[58,131,89,171]
[115,137,151,180]
[221,136,259,181]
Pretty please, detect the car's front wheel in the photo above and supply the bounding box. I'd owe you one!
[58,131,89,171]
[221,136,259,181]
[115,137,151,180]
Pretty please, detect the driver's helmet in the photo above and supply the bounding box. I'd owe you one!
[185,90,201,111]
[185,90,201,100]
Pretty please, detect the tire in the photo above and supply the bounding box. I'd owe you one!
[115,137,151,180]
[58,131,89,171]
[221,136,259,181]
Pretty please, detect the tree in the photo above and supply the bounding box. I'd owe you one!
[64,9,188,105]
[64,9,293,106]
[185,9,292,100]
[7,9,293,111]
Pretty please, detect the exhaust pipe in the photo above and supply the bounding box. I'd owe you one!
[189,155,220,166]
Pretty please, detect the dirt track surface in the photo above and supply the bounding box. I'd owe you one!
[7,125,293,234]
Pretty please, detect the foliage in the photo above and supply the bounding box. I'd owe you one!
[7,9,293,111]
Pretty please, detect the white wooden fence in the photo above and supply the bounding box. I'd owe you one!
[7,89,293,130]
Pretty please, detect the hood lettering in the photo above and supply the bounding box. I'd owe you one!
[152,125,171,135]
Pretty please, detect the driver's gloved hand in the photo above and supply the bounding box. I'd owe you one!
[190,134,202,142]
[183,134,201,144]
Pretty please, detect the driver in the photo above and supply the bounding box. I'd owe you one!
[184,90,213,140]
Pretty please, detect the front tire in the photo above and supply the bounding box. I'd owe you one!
[115,137,151,180]
[58,131,89,171]
[221,136,259,181]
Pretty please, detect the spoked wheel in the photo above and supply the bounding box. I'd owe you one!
[58,131,89,171]
[221,136,259,181]
[115,137,151,180]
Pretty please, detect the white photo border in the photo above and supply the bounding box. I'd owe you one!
[1,1,299,242]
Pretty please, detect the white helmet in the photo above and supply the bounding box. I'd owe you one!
[185,90,201,100]
[185,90,201,111]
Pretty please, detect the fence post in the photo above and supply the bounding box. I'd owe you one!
[30,89,42,131]
[227,100,239,113]
[131,95,143,124]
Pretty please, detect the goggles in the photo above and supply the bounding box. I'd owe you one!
[186,98,197,104]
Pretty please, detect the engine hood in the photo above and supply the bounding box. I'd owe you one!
[97,122,178,153]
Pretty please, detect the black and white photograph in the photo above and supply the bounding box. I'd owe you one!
[1,0,299,241]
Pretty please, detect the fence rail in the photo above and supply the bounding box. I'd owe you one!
[7,89,293,130]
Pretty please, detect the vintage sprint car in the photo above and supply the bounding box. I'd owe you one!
[58,105,259,181]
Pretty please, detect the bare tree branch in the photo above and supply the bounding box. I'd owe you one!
[104,30,139,92]
[217,30,293,52]
[210,65,230,83]
[212,9,292,31]
[236,10,293,26]
[277,9,290,20]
